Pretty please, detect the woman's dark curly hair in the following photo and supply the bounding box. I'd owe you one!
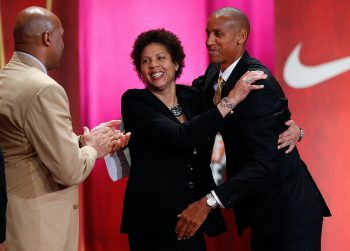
[131,28,185,80]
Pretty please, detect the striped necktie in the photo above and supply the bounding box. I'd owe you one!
[213,76,225,105]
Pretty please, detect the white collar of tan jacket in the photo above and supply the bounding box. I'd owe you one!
[14,51,48,74]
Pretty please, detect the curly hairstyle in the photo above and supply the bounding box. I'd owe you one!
[131,28,185,80]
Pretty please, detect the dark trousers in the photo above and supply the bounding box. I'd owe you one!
[128,232,206,251]
[252,220,323,251]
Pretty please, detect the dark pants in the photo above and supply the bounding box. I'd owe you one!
[128,232,206,251]
[252,220,323,251]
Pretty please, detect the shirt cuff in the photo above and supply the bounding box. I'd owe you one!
[211,190,225,209]
[83,145,98,160]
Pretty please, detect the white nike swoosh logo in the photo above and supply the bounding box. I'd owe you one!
[283,43,350,89]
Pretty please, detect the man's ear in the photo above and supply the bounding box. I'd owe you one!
[237,29,248,45]
[43,31,51,46]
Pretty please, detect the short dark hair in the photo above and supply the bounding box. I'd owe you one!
[131,28,185,80]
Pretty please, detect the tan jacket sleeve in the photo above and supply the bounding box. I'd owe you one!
[23,83,97,186]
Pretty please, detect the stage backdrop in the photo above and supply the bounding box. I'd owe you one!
[78,0,274,250]
[276,0,350,250]
[1,0,344,250]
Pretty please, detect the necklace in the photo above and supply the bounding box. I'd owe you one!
[169,103,183,117]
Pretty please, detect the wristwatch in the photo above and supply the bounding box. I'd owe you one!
[205,193,218,210]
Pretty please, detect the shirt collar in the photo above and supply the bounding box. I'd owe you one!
[219,56,242,82]
[15,51,47,74]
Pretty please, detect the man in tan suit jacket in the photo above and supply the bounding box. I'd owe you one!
[0,147,6,251]
[0,6,130,251]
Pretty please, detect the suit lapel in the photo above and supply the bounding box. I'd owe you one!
[144,86,201,123]
[145,86,195,122]
[203,63,220,91]
[202,64,220,108]
[177,86,197,121]
[144,88,179,122]
[221,51,250,98]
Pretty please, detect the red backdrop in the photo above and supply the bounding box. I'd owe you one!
[1,0,346,250]
[276,0,350,250]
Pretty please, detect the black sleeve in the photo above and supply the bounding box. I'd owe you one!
[0,147,7,243]
[191,63,220,93]
[214,75,291,208]
[121,90,225,150]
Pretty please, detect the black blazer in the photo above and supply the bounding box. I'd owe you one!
[120,85,226,237]
[0,146,7,243]
[196,51,331,237]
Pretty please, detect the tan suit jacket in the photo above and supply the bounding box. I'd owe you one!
[0,52,97,251]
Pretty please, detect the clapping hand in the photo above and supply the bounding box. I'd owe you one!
[81,120,131,158]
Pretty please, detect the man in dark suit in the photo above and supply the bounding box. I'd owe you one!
[0,146,7,251]
[176,7,331,250]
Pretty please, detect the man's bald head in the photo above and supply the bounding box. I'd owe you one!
[211,7,250,38]
[13,6,64,71]
[14,7,58,46]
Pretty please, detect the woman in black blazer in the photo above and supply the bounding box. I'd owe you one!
[120,29,294,251]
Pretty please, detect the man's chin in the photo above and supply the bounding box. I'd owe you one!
[209,57,222,64]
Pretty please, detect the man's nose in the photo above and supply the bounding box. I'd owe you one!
[206,34,215,46]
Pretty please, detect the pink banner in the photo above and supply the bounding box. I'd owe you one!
[79,0,275,250]
[79,1,210,250]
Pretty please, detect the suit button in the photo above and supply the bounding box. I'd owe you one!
[193,148,197,155]
[73,204,79,210]
[188,164,194,171]
[188,181,194,188]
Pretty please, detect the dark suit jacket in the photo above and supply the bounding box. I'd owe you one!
[196,51,331,237]
[120,85,226,237]
[0,146,7,243]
